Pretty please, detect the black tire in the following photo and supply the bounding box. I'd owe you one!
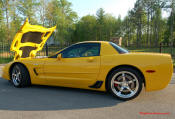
[107,67,143,101]
[10,64,31,88]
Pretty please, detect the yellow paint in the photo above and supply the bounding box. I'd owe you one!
[10,18,56,60]
[2,20,173,92]
[2,41,173,92]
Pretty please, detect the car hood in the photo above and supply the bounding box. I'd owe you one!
[10,18,56,60]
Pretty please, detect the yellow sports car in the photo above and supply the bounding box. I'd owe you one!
[2,19,174,100]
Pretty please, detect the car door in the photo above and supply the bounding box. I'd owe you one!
[43,43,101,87]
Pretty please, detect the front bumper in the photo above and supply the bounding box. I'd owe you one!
[2,64,10,80]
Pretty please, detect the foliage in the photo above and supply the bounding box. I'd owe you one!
[17,0,40,23]
[72,8,122,43]
[0,58,13,64]
[45,0,78,45]
[73,15,97,42]
[0,0,174,47]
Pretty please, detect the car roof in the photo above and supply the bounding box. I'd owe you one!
[75,41,109,44]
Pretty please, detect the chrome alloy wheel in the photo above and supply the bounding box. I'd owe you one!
[111,71,139,99]
[12,66,21,86]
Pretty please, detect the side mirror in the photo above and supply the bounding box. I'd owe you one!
[57,54,62,60]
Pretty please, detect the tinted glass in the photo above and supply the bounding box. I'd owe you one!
[62,43,100,58]
[109,42,129,54]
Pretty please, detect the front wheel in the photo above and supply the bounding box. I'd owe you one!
[11,64,31,88]
[107,67,143,101]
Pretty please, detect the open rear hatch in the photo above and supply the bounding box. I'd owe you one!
[10,18,56,60]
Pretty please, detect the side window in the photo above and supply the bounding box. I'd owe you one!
[62,45,86,58]
[62,43,100,58]
[80,45,100,57]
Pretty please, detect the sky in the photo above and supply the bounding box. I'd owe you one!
[68,0,169,19]
[68,0,137,19]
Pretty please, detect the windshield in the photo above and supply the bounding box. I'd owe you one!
[109,42,129,54]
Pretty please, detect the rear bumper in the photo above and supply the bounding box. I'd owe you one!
[144,55,173,91]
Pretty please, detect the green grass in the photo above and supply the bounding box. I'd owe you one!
[0,58,13,64]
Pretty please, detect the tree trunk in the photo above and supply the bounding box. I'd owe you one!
[146,9,150,46]
[138,15,142,47]
[136,27,139,47]
[150,9,153,46]
[5,6,10,41]
[170,1,174,43]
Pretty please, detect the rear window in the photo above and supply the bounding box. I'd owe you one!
[109,42,129,54]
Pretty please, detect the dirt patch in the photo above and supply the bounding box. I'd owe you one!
[0,52,13,58]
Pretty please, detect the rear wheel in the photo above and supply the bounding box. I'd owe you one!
[11,64,31,88]
[107,67,143,101]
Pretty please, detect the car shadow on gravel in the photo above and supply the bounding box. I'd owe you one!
[0,78,123,111]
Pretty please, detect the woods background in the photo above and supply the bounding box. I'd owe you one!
[0,0,175,62]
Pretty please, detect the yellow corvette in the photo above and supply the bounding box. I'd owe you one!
[2,19,173,100]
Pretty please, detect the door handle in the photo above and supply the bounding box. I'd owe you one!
[88,57,94,62]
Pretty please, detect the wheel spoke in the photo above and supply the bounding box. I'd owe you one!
[128,80,133,84]
[13,78,17,84]
[119,87,124,92]
[117,91,122,96]
[126,87,134,94]
[122,73,126,81]
[17,73,20,78]
[128,78,137,84]
[128,81,132,84]
[114,81,122,85]
[12,74,16,79]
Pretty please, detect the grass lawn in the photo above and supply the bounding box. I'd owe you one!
[0,58,13,64]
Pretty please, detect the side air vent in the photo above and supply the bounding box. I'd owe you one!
[89,81,103,89]
[33,68,38,76]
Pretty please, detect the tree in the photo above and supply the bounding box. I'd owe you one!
[17,0,39,23]
[131,0,147,47]
[165,9,175,43]
[0,0,173,49]
[96,8,105,41]
[73,15,97,42]
[45,0,77,45]
[38,0,47,26]
[104,14,120,41]
[1,0,11,41]
[169,0,175,43]
[0,1,3,22]
[10,1,22,37]
[0,1,5,43]
[122,0,168,47]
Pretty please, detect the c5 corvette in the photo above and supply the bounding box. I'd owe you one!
[2,19,173,100]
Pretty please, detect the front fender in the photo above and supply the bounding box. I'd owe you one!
[2,62,14,80]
